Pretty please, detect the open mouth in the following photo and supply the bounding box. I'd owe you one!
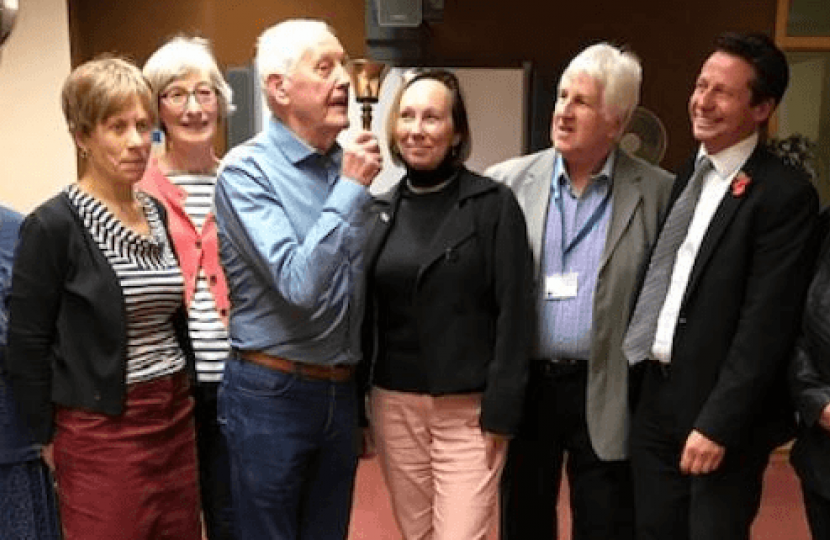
[330,95,349,108]
[180,119,210,129]
[693,115,719,129]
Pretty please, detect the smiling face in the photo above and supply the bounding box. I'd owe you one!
[689,51,773,155]
[159,71,219,151]
[551,72,620,171]
[394,79,459,172]
[273,31,350,152]
[78,98,152,187]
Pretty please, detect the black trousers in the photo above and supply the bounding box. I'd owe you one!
[801,484,830,540]
[500,361,635,540]
[195,382,236,540]
[630,362,769,540]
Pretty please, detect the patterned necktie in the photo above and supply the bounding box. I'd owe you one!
[623,156,713,365]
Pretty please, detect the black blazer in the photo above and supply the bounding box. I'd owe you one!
[361,168,534,435]
[648,143,818,451]
[6,192,194,444]
[790,222,830,498]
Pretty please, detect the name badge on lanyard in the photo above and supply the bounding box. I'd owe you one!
[546,272,578,300]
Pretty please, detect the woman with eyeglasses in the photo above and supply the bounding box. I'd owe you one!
[362,69,534,539]
[137,36,235,540]
[5,56,201,540]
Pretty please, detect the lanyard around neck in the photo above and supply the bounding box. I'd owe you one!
[554,177,611,257]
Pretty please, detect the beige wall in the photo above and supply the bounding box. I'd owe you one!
[0,0,74,213]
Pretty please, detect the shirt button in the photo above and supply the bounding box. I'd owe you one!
[209,275,218,285]
[195,240,202,249]
[219,308,228,317]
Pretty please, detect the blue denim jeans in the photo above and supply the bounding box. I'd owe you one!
[218,356,359,540]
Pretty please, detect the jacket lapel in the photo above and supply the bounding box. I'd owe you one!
[364,189,398,272]
[517,149,556,279]
[417,171,490,284]
[683,146,761,301]
[599,151,641,271]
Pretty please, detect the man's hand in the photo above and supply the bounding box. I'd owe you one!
[342,131,382,187]
[484,432,508,470]
[680,429,725,475]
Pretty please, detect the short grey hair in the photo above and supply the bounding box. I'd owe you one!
[560,43,642,131]
[143,36,234,120]
[255,19,336,88]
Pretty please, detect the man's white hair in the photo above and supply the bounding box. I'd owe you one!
[256,19,336,89]
[560,42,642,132]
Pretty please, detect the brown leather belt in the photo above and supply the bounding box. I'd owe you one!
[238,350,355,382]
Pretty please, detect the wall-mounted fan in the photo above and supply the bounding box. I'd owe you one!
[619,106,667,165]
[0,0,18,49]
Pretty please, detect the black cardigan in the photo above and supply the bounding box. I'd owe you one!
[362,168,534,435]
[6,191,195,444]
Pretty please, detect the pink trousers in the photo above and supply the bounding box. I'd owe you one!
[370,388,506,540]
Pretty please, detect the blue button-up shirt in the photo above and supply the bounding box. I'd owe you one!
[537,152,614,360]
[214,118,373,366]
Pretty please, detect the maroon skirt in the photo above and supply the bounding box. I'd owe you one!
[53,371,201,540]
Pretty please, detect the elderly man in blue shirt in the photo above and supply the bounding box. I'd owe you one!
[214,19,382,540]
[487,43,673,540]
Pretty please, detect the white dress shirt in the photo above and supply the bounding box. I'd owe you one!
[651,132,759,363]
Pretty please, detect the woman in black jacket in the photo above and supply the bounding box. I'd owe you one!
[790,225,830,540]
[6,57,201,540]
[363,69,533,539]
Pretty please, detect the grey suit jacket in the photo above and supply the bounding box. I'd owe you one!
[486,147,673,460]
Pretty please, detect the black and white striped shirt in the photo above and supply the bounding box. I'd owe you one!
[169,172,230,384]
[67,185,187,385]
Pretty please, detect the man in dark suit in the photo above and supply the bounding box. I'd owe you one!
[487,43,673,539]
[624,32,819,540]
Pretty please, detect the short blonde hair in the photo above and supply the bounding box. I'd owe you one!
[62,56,155,137]
[143,36,234,120]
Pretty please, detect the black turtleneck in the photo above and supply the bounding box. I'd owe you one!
[371,164,461,393]
[405,157,458,189]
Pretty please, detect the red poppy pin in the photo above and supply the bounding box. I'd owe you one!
[731,171,751,197]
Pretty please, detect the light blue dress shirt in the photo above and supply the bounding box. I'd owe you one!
[537,152,614,360]
[214,118,373,366]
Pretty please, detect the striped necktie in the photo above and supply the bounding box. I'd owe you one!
[623,156,713,365]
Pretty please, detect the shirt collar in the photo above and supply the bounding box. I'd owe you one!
[552,149,616,199]
[266,116,343,168]
[697,131,758,180]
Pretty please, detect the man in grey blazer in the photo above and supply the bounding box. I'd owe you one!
[487,43,673,540]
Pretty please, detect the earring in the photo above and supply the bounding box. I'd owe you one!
[79,147,89,159]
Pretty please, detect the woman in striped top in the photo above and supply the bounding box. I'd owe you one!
[5,57,201,540]
[138,37,235,540]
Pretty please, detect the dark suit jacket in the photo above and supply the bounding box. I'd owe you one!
[790,221,830,498]
[361,168,534,435]
[653,142,818,452]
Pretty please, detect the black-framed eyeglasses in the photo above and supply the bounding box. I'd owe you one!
[160,84,218,109]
